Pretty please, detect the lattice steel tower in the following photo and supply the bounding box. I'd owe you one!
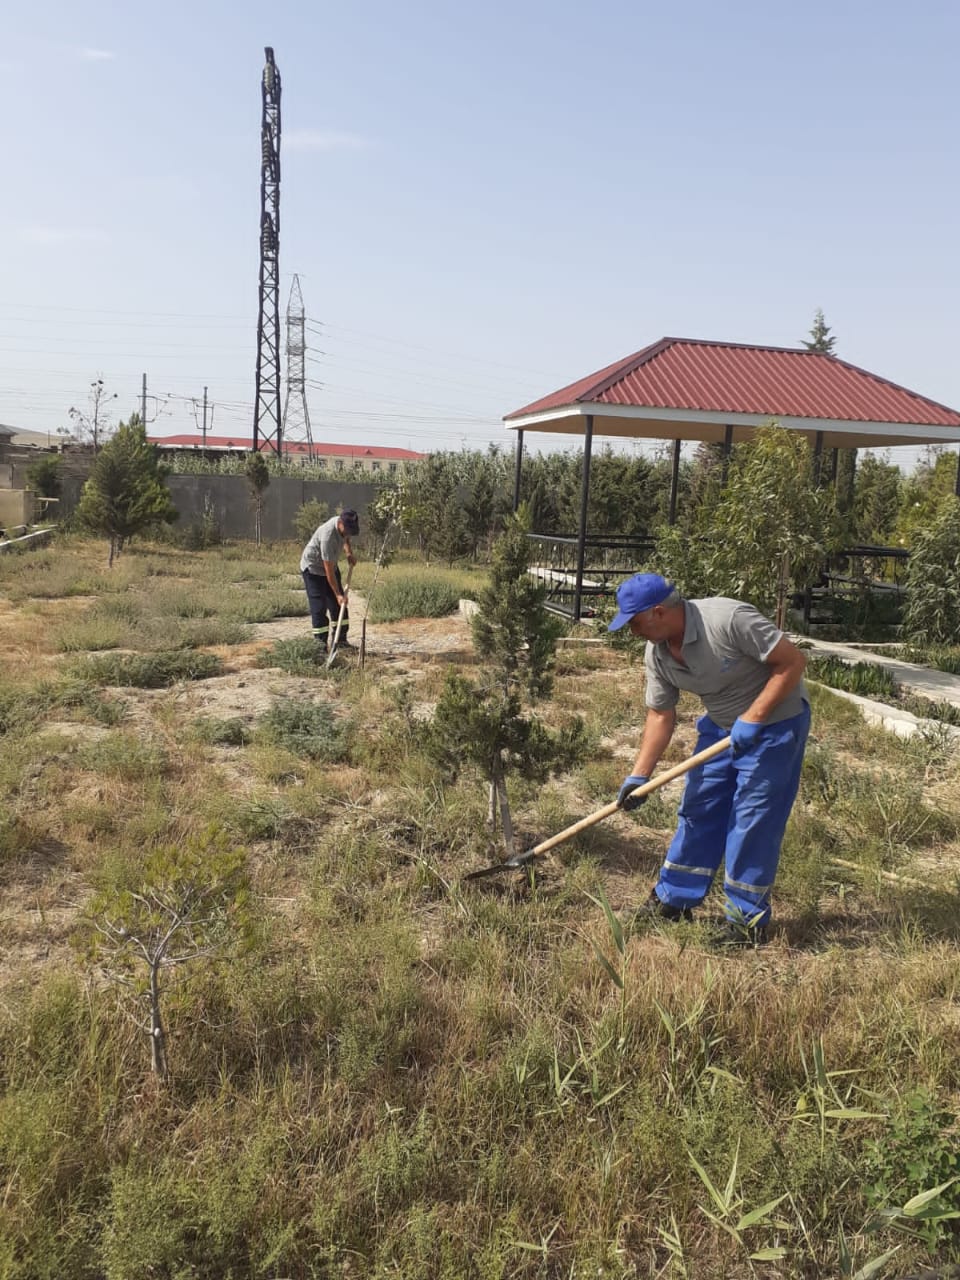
[253,46,282,454]
[281,275,315,459]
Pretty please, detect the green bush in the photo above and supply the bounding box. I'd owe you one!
[255,697,348,761]
[254,636,329,675]
[888,645,960,675]
[806,656,899,699]
[189,716,252,746]
[24,455,62,501]
[68,650,223,688]
[368,576,461,622]
[864,1088,960,1251]
[293,499,329,546]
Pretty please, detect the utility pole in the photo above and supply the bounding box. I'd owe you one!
[281,274,315,460]
[202,386,208,453]
[141,373,147,429]
[252,46,282,455]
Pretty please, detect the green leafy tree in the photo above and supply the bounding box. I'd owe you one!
[293,498,329,546]
[427,510,586,857]
[462,450,500,558]
[896,448,958,548]
[682,443,727,531]
[83,827,252,1080]
[75,414,177,565]
[403,454,472,562]
[24,455,62,500]
[901,497,960,644]
[655,425,839,619]
[245,451,271,547]
[853,453,902,544]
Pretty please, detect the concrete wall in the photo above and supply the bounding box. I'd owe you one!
[0,490,36,528]
[165,475,381,542]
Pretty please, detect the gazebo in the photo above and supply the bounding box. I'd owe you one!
[504,337,960,620]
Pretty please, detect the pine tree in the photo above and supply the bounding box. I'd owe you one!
[427,509,585,858]
[75,414,177,565]
[802,308,838,354]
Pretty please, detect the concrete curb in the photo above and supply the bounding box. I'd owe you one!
[0,527,54,554]
[808,681,960,744]
[796,635,960,710]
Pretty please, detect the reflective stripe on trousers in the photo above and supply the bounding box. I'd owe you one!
[301,567,348,643]
[655,704,810,925]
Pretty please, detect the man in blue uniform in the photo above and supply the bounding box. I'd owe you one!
[609,573,809,947]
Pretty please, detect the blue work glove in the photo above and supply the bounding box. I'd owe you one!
[617,774,650,811]
[730,718,764,756]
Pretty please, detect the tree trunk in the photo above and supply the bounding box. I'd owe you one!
[494,757,515,858]
[148,958,168,1080]
[488,778,497,831]
[108,536,118,568]
[775,552,790,630]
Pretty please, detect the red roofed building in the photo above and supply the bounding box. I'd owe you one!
[149,435,425,476]
[505,337,960,444]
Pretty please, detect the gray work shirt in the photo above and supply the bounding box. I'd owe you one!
[300,515,344,574]
[644,598,808,729]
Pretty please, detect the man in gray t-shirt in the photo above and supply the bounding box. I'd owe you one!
[609,573,810,947]
[300,509,359,651]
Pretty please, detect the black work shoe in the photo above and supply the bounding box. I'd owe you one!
[640,888,693,923]
[713,919,769,949]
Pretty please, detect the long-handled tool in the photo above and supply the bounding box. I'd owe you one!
[325,564,354,669]
[464,735,732,880]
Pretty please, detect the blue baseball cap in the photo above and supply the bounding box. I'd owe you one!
[608,573,675,631]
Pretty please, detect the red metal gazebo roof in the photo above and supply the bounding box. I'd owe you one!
[504,338,960,445]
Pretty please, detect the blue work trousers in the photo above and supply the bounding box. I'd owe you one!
[655,705,810,926]
[302,566,348,648]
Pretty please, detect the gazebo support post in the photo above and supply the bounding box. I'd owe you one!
[573,415,594,624]
[668,438,681,525]
[512,429,524,513]
[813,431,824,487]
[954,447,960,497]
[830,447,840,487]
[721,424,734,484]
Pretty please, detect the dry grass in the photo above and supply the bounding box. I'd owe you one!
[0,536,959,1277]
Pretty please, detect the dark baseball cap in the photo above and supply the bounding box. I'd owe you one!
[608,573,675,632]
[339,509,360,535]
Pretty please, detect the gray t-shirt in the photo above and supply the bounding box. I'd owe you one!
[644,597,808,729]
[300,515,344,574]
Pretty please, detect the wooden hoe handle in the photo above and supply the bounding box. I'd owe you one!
[529,735,732,859]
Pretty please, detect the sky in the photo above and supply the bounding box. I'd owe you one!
[1,0,958,467]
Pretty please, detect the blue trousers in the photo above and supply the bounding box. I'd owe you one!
[655,705,810,926]
[302,566,348,647]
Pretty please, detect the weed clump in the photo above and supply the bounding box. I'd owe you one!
[255,697,349,761]
[68,650,224,688]
[368,576,461,622]
[254,636,330,675]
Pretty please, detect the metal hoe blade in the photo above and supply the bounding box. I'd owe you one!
[463,850,542,881]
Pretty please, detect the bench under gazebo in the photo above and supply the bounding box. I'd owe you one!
[504,337,960,621]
